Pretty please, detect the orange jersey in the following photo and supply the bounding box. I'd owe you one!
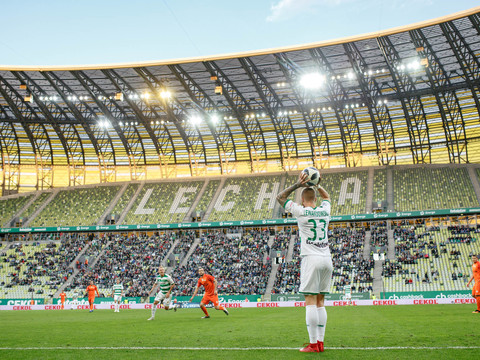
[86,285,98,298]
[473,262,480,282]
[60,292,66,301]
[198,274,216,297]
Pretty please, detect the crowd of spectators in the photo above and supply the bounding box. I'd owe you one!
[68,233,175,297]
[0,235,87,296]
[172,230,271,296]
[331,227,373,293]
[271,233,300,294]
[272,227,373,294]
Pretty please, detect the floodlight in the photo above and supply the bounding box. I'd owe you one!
[300,73,324,89]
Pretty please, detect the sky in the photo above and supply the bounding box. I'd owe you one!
[0,0,479,66]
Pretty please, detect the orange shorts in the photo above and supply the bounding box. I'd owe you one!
[88,297,95,303]
[473,283,480,297]
[202,294,220,307]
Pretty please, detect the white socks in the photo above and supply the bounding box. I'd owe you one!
[317,306,327,342]
[151,305,157,317]
[305,305,318,344]
[305,305,328,343]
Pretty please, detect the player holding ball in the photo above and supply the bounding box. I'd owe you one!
[276,167,332,353]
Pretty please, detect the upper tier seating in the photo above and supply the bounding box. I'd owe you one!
[123,181,203,225]
[31,186,120,226]
[0,195,32,225]
[287,171,368,215]
[195,180,220,217]
[111,183,139,217]
[208,177,280,221]
[21,192,51,220]
[393,167,478,211]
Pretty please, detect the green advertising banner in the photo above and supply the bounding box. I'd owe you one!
[381,290,472,299]
[0,299,45,305]
[52,297,142,304]
[0,207,478,234]
[271,293,370,301]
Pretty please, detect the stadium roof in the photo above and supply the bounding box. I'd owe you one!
[1,6,480,185]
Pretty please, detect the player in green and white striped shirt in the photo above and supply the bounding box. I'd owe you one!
[344,281,352,305]
[111,278,124,313]
[147,266,178,320]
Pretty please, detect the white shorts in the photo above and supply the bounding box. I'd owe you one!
[114,295,122,302]
[154,292,172,306]
[299,255,333,295]
[344,293,352,300]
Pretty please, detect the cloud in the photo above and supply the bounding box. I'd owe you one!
[266,0,353,22]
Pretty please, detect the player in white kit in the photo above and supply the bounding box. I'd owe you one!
[112,278,124,313]
[277,172,333,353]
[147,266,178,320]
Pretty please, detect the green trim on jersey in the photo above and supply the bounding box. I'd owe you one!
[283,199,292,209]
[156,274,174,294]
[113,284,123,295]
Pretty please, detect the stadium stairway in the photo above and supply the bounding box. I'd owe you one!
[386,168,394,212]
[182,180,210,222]
[372,260,385,297]
[264,235,276,264]
[264,263,279,301]
[54,241,91,298]
[162,236,181,268]
[117,183,144,224]
[23,189,58,227]
[363,231,372,260]
[271,174,287,219]
[3,192,40,227]
[387,222,395,260]
[285,233,297,262]
[180,237,201,267]
[467,167,480,204]
[97,183,128,225]
[202,177,226,221]
[365,168,374,213]
[87,239,113,270]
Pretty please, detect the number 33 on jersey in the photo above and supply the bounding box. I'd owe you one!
[283,199,331,257]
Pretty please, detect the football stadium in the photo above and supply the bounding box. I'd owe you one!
[1,4,480,359]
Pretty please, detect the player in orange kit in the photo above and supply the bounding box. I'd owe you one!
[59,291,66,310]
[467,255,480,313]
[85,281,100,313]
[189,267,229,319]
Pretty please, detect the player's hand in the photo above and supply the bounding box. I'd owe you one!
[214,290,218,296]
[189,297,193,302]
[297,172,309,187]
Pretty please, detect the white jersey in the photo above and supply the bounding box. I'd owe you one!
[284,199,331,257]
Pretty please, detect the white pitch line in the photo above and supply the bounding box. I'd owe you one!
[0,346,479,351]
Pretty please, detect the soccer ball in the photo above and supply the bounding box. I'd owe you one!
[302,167,321,186]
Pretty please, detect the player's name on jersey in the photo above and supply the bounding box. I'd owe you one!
[304,209,329,217]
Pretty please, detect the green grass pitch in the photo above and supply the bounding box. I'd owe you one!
[0,305,478,359]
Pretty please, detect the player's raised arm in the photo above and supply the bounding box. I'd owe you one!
[317,184,330,201]
[276,172,309,207]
